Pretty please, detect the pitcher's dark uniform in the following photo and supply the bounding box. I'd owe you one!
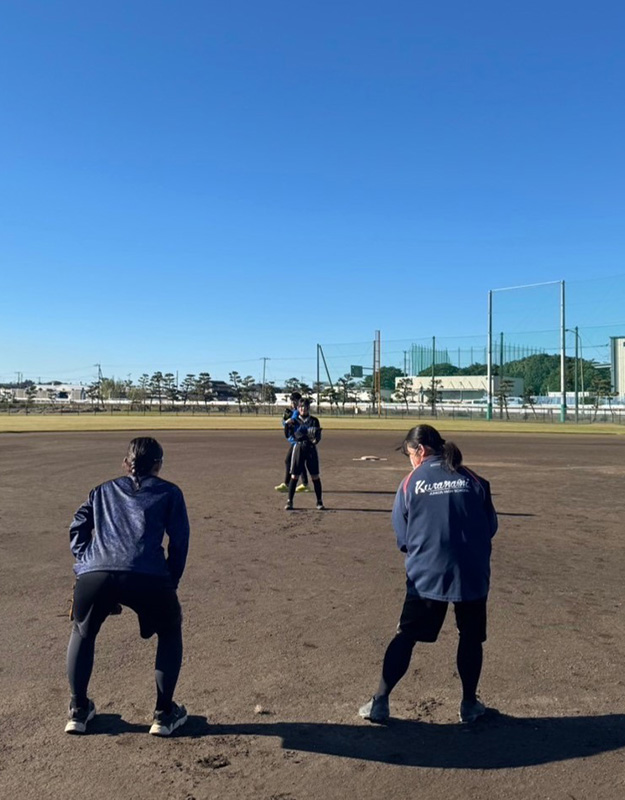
[285,411,322,477]
[284,402,325,510]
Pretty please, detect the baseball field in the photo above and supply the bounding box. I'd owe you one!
[1,424,624,799]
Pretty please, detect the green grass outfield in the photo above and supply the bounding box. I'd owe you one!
[1,412,624,435]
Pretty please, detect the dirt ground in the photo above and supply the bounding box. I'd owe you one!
[1,429,624,800]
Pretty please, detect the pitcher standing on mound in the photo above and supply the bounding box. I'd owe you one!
[284,398,325,511]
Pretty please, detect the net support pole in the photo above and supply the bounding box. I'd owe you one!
[374,330,381,418]
[574,326,579,422]
[560,280,567,423]
[316,344,321,409]
[486,290,493,420]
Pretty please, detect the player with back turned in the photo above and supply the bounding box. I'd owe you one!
[65,437,190,736]
[359,424,498,724]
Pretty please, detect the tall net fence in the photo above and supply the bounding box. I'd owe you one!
[318,275,625,421]
[322,275,625,376]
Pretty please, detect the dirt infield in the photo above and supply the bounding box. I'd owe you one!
[1,429,624,800]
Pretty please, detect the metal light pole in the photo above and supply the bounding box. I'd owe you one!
[261,357,270,409]
[571,328,578,422]
[566,326,582,423]
[374,330,381,418]
[430,336,435,416]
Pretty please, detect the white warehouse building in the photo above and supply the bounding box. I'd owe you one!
[396,375,524,402]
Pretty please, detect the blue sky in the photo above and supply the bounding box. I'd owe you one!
[1,1,624,386]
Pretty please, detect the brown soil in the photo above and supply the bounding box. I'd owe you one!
[1,430,624,800]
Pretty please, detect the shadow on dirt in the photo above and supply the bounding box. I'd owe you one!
[283,507,391,513]
[320,508,391,513]
[325,490,397,495]
[180,711,625,769]
[497,512,536,517]
[90,714,150,734]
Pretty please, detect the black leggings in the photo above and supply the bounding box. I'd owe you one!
[376,631,483,702]
[67,571,183,712]
[67,625,182,711]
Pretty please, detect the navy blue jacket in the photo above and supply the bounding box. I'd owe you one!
[70,475,190,587]
[392,455,497,602]
[284,412,322,446]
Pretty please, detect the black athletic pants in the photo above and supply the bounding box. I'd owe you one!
[67,571,183,712]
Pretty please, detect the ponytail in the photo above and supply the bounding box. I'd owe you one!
[441,440,463,471]
[124,437,163,488]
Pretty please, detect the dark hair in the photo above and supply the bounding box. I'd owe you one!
[124,437,163,486]
[290,391,302,402]
[401,424,462,471]
[298,398,311,410]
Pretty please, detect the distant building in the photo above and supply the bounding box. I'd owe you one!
[13,384,86,402]
[396,375,524,402]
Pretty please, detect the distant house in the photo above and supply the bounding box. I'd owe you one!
[13,384,86,402]
[211,380,234,401]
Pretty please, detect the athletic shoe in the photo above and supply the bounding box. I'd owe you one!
[316,502,326,511]
[64,699,96,734]
[149,702,188,736]
[285,500,294,511]
[295,484,311,493]
[358,695,390,723]
[459,699,486,723]
[274,483,289,492]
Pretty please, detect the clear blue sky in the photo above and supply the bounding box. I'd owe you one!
[1,1,624,386]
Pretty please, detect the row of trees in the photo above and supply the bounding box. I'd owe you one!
[81,371,370,413]
[86,372,217,411]
[1,372,372,413]
[2,354,615,417]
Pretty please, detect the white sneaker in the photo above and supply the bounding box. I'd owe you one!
[358,695,389,723]
[65,699,96,734]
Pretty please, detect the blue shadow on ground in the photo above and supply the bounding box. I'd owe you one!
[172,711,625,769]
